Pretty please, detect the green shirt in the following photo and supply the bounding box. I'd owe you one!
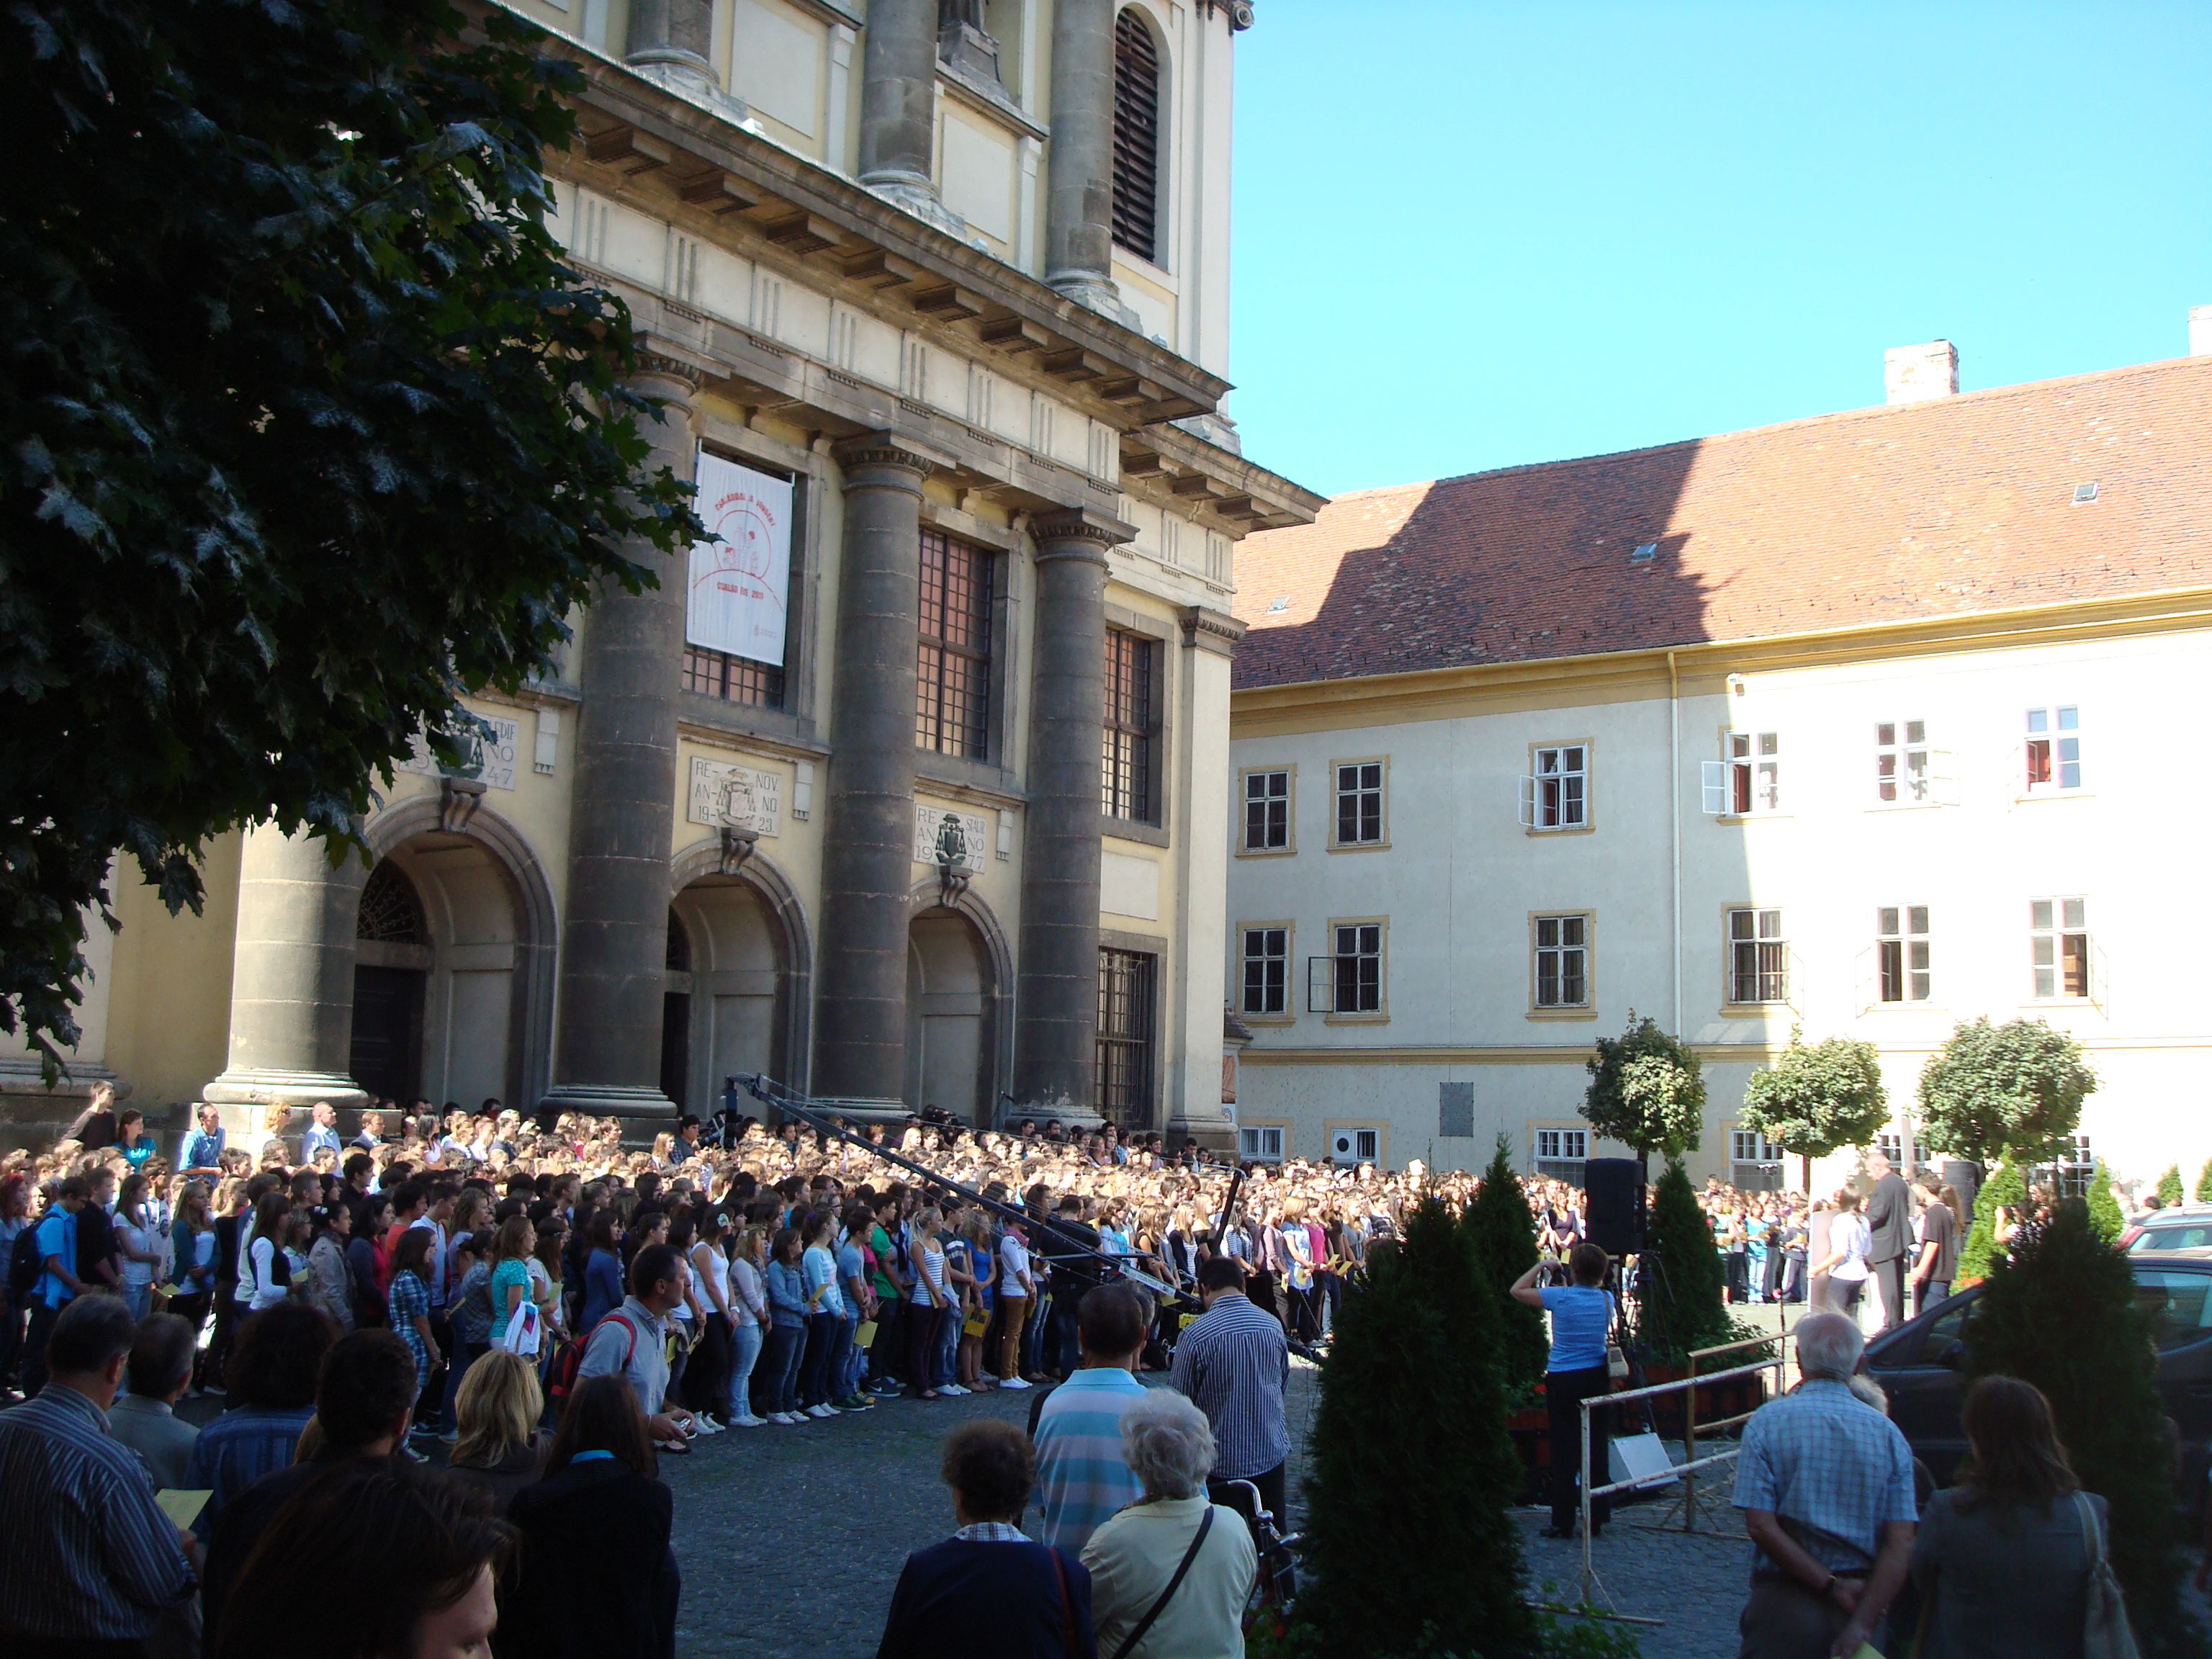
[869,1224,898,1299]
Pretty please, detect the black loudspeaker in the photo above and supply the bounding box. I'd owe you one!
[1583,1158,1646,1256]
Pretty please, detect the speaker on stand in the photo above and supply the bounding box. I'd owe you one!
[1582,1158,1661,1442]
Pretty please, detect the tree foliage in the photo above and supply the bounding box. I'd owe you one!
[1581,1013,1706,1159]
[1956,1161,2023,1287]
[1740,1028,1889,1188]
[1462,1134,1549,1402]
[1637,1158,1732,1361]
[2155,1164,2184,1208]
[2086,1160,2124,1245]
[2197,1157,2212,1205]
[1297,1197,1534,1659]
[1915,1017,2098,1166]
[0,0,700,1066]
[1965,1200,2200,1659]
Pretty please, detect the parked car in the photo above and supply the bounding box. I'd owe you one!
[2121,1203,2212,1254]
[1863,1256,2212,1513]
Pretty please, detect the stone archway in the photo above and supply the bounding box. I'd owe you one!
[358,788,558,1110]
[670,837,813,1107]
[904,878,1013,1125]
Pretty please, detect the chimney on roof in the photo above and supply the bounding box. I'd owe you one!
[1884,340,1960,405]
[2190,305,2212,357]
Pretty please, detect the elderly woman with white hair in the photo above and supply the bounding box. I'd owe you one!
[1080,1389,1256,1659]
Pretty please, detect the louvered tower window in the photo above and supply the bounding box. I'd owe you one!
[1112,11,1160,263]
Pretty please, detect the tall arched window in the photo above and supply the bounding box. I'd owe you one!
[356,861,428,944]
[1111,9,1161,264]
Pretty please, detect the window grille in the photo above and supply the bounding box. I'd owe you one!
[1094,948,1156,1126]
[1308,923,1382,1013]
[683,645,784,709]
[1102,631,1158,822]
[358,862,428,944]
[915,529,992,758]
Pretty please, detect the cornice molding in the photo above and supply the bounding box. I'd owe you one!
[1180,604,1246,657]
[830,430,943,483]
[1031,505,1138,560]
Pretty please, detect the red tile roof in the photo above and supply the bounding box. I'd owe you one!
[1231,355,2212,690]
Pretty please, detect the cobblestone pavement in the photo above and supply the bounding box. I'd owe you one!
[1518,1501,1754,1659]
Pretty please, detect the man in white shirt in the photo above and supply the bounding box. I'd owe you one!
[995,1220,1035,1388]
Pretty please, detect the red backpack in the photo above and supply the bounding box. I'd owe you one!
[548,1310,638,1403]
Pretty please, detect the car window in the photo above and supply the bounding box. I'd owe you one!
[2132,1271,2212,1352]
[2132,1225,2212,1253]
[1911,1298,1972,1363]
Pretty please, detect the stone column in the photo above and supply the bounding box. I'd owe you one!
[1043,0,1121,313]
[625,0,714,85]
[204,824,370,1112]
[858,0,959,230]
[541,359,698,1120]
[1012,508,1133,1112]
[813,436,938,1106]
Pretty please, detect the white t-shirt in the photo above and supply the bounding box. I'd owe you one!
[246,1234,289,1309]
[1830,1213,1872,1282]
[999,1233,1032,1295]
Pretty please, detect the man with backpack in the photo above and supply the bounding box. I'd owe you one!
[574,1242,698,1449]
[19,1177,90,1395]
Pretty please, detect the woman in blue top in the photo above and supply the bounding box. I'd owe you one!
[1512,1241,1616,1540]
[577,1210,625,1334]
[761,1227,810,1424]
[796,1212,846,1417]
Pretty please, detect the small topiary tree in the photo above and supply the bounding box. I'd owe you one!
[2086,1160,2125,1244]
[2196,1156,2212,1204]
[1956,1161,2024,1285]
[1463,1133,1548,1401]
[1916,1016,2097,1166]
[1298,1197,1534,1659]
[1582,1012,1706,1159]
[1740,1028,1889,1193]
[2155,1164,2184,1207]
[1637,1158,1732,1361]
[1966,1200,2198,1659]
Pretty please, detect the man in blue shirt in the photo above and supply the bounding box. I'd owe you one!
[300,1100,343,1164]
[1513,1241,1617,1539]
[179,1103,226,1177]
[1035,1281,1151,1552]
[23,1176,90,1396]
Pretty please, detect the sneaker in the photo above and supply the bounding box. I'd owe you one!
[402,1444,431,1463]
[693,1416,722,1435]
[766,1411,793,1424]
[999,1376,1033,1390]
[805,1403,835,1419]
[438,1428,459,1444]
[835,1395,873,1412]
[729,1413,766,1428]
[202,1383,227,1397]
[940,1382,968,1396]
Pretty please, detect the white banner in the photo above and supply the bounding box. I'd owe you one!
[686,451,793,667]
[914,803,988,873]
[687,757,783,836]
[398,715,520,791]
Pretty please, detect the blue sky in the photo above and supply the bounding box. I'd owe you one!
[1226,1,2212,498]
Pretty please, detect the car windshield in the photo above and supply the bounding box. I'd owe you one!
[2131,1223,2212,1253]
[2133,1270,2212,1352]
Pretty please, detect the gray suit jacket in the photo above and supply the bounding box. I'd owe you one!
[107,1393,199,1491]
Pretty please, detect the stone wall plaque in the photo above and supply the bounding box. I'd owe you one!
[913,803,987,873]
[397,715,520,791]
[688,757,783,835]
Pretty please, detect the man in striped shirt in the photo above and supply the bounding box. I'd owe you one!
[1170,1255,1291,1528]
[1033,1281,1153,1552]
[0,1296,197,1656]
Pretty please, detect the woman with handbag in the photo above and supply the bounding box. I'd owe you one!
[1908,1374,2128,1658]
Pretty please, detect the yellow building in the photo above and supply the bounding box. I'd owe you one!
[1226,338,2212,1192]
[4,0,1318,1148]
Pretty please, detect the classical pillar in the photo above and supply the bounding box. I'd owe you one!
[204,824,369,1112]
[541,359,698,1120]
[1043,0,1120,313]
[624,0,714,84]
[857,0,954,224]
[813,436,938,1106]
[1012,508,1132,1112]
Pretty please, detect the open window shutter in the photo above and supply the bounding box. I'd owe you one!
[1700,760,1727,814]
[1854,944,1875,1014]
[2091,941,2112,1015]
[1927,749,1959,806]
[1306,956,1334,1013]
[1516,775,1535,827]
[1786,947,1808,1013]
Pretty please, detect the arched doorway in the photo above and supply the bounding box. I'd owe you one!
[670,874,792,1110]
[350,796,554,1111]
[904,898,1009,1125]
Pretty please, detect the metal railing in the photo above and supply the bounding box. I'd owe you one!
[1575,1325,1797,1612]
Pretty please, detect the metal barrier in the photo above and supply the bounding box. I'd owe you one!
[1575,1328,1797,1613]
[1677,1326,1794,1533]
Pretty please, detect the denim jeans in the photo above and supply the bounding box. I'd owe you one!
[724,1321,763,1420]
[933,1301,961,1387]
[762,1323,804,1415]
[835,1313,862,1398]
[799,1310,837,1408]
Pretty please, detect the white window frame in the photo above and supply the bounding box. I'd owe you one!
[1876,904,1932,1002]
[1241,767,1292,853]
[1308,920,1385,1015]
[1702,729,1781,815]
[1519,742,1589,830]
[2029,896,2092,1000]
[1240,924,1290,1017]
[1532,912,1591,1009]
[1726,907,1789,1004]
[1533,1125,1588,1184]
[1873,719,1943,805]
[1330,758,1388,848]
[1326,1123,1384,1166]
[1238,1125,1285,1163]
[2024,705,2082,793]
[1730,1129,1784,1164]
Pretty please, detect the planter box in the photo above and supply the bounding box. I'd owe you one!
[1506,1403,1550,1506]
